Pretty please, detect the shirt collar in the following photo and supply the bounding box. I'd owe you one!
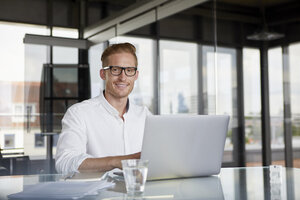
[99,90,130,117]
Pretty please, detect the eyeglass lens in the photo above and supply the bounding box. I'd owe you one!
[110,66,137,76]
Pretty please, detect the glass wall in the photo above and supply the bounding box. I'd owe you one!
[202,46,237,162]
[243,48,262,166]
[89,42,105,98]
[52,47,78,64]
[0,22,47,157]
[159,40,198,114]
[25,44,79,159]
[268,47,285,166]
[52,27,78,38]
[289,42,300,168]
[24,44,47,159]
[52,27,79,64]
[2,4,300,170]
[0,21,80,160]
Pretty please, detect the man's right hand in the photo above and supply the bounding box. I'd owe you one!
[78,152,141,172]
[111,152,141,169]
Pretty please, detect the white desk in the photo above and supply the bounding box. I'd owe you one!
[0,166,299,199]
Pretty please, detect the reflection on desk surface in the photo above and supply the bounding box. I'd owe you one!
[145,176,223,200]
[0,174,63,200]
[1,167,300,200]
[102,176,223,200]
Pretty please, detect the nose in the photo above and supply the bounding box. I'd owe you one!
[118,69,127,80]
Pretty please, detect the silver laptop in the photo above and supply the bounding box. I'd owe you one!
[141,115,230,180]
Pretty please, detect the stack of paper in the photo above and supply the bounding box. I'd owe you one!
[63,171,108,182]
[8,180,114,199]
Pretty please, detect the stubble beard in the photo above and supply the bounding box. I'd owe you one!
[107,82,134,99]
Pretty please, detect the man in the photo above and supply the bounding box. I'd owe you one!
[55,43,151,175]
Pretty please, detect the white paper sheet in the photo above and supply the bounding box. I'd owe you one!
[8,180,115,199]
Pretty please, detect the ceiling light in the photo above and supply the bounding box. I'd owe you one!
[247,30,285,41]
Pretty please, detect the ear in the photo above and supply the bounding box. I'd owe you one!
[100,69,106,80]
[134,70,139,81]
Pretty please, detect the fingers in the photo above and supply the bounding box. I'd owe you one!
[133,152,141,158]
[117,152,142,169]
[127,152,140,159]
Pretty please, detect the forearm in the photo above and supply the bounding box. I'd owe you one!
[78,157,115,172]
[78,152,141,172]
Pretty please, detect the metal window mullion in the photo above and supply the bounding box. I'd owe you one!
[201,47,209,115]
[260,43,272,166]
[46,66,54,173]
[282,46,293,167]
[197,44,204,115]
[46,0,54,171]
[234,168,248,199]
[46,0,54,173]
[235,48,246,167]
[153,20,160,115]
[78,1,90,102]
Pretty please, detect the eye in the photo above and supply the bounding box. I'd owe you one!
[111,67,120,72]
[126,68,135,73]
[126,68,133,72]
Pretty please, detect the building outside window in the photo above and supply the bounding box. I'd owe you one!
[12,104,24,123]
[243,48,262,166]
[202,46,238,163]
[4,134,15,148]
[268,47,285,165]
[89,43,105,98]
[288,42,300,167]
[0,22,47,157]
[34,133,45,148]
[160,40,198,114]
[0,22,79,159]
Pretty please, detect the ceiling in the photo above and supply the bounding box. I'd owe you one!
[2,0,300,48]
[87,0,296,8]
[0,0,299,31]
[211,0,295,7]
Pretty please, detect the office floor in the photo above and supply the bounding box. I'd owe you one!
[247,159,300,168]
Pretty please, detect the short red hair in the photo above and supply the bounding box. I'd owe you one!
[101,42,138,67]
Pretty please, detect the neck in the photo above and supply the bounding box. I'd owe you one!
[104,91,128,118]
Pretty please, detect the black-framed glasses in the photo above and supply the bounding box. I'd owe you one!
[103,66,138,77]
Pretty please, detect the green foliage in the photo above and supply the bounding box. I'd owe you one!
[292,125,300,136]
[227,129,232,138]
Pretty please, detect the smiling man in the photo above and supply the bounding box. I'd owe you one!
[55,43,151,175]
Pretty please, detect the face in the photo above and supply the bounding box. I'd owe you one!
[100,52,138,100]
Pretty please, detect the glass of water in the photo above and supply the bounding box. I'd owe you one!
[121,159,149,196]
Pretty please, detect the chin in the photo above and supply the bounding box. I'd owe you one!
[113,89,131,98]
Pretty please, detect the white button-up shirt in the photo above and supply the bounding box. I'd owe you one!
[55,91,151,174]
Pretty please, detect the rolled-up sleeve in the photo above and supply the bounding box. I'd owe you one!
[55,106,92,175]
